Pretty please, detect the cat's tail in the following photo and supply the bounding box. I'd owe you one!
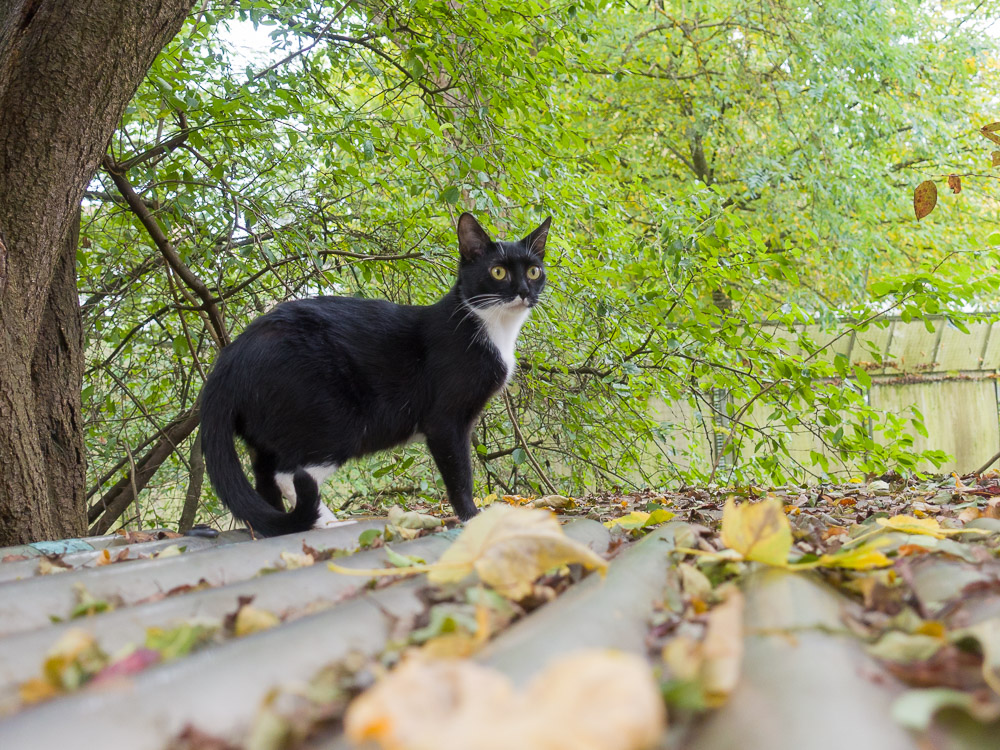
[200,386,320,537]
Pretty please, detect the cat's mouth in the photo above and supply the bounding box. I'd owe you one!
[498,297,533,310]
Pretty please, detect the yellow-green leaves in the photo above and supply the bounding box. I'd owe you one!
[720,496,791,566]
[604,508,675,530]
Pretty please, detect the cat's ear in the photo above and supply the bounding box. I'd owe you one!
[522,216,551,260]
[457,213,492,261]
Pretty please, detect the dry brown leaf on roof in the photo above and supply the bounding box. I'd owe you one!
[344,650,665,750]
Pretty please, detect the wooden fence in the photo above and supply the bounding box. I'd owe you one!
[649,316,1000,479]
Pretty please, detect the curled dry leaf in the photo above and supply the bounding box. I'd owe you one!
[388,505,443,531]
[947,174,961,194]
[913,180,937,220]
[662,585,744,707]
[344,650,665,750]
[428,505,608,599]
[529,494,576,510]
[330,505,608,601]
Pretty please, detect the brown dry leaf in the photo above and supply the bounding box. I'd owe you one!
[959,507,983,523]
[529,495,576,510]
[993,150,1000,167]
[428,505,608,599]
[947,174,962,194]
[981,122,1000,146]
[662,586,744,707]
[2,554,29,562]
[699,586,745,704]
[344,650,665,750]
[37,556,72,575]
[914,180,937,220]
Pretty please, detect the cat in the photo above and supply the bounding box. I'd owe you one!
[200,213,551,536]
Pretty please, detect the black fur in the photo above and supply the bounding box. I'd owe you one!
[200,213,551,536]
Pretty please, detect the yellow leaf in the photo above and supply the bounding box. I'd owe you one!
[720,496,792,566]
[19,677,61,705]
[816,540,893,570]
[154,544,184,558]
[234,606,281,637]
[876,515,976,539]
[604,508,675,530]
[429,505,608,599]
[344,650,665,750]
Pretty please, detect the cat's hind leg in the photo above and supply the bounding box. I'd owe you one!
[251,451,285,511]
[277,463,353,529]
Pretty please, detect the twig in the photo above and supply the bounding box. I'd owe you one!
[503,392,558,495]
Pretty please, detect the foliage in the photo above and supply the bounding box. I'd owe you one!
[79,0,1000,531]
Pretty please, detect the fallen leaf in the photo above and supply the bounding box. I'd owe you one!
[948,174,962,194]
[279,550,314,570]
[90,648,161,684]
[876,515,981,539]
[428,505,608,599]
[154,544,185,558]
[604,508,675,530]
[18,677,61,705]
[868,631,945,663]
[146,623,216,660]
[2,553,29,562]
[37,556,71,575]
[893,687,1000,731]
[39,628,108,692]
[955,618,1000,696]
[914,180,937,220]
[699,586,745,705]
[529,495,576,510]
[720,496,792,567]
[384,546,426,568]
[389,505,443,531]
[344,650,665,750]
[234,606,281,637]
[816,540,893,570]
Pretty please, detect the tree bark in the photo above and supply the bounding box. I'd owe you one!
[0,0,196,545]
[178,431,205,533]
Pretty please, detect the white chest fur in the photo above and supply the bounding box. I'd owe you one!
[471,302,531,381]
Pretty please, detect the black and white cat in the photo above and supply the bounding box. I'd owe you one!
[200,213,550,536]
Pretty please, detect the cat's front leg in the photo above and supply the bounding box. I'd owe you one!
[425,427,479,521]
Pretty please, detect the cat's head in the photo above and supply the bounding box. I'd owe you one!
[455,213,551,312]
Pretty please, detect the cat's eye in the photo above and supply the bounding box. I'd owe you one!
[490,266,507,280]
[526,266,541,280]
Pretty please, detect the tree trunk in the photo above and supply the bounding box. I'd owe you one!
[0,0,196,545]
